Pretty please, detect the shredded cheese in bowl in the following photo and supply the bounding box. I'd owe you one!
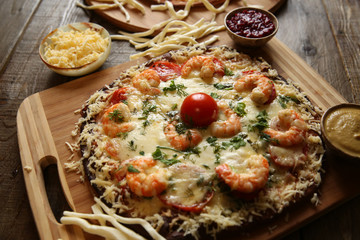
[39,22,111,77]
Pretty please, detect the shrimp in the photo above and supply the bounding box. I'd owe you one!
[181,56,224,79]
[209,101,241,138]
[234,73,275,104]
[132,69,161,95]
[264,109,308,147]
[164,122,202,151]
[101,102,135,138]
[125,157,169,197]
[215,155,269,193]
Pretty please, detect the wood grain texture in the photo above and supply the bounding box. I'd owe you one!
[1,0,360,239]
[274,0,354,103]
[0,0,41,73]
[321,0,360,103]
[17,38,350,240]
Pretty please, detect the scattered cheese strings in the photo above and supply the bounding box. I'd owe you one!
[77,0,232,60]
[76,0,145,22]
[151,0,230,16]
[110,0,229,59]
[111,17,224,59]
[61,197,166,240]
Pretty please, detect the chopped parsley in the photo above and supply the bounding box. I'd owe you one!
[175,122,188,135]
[138,101,157,128]
[232,102,247,117]
[183,147,201,159]
[249,110,269,132]
[152,148,181,166]
[127,164,140,173]
[171,103,178,110]
[210,92,220,99]
[206,136,224,164]
[224,67,234,76]
[108,109,124,123]
[277,95,300,108]
[259,132,279,144]
[163,80,188,97]
[222,134,247,150]
[202,164,210,169]
[213,83,234,90]
[128,140,137,151]
[116,132,128,139]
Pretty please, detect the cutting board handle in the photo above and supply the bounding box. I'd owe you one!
[17,93,84,240]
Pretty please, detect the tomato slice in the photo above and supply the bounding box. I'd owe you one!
[180,93,218,127]
[160,190,214,213]
[109,87,129,105]
[150,61,181,82]
[269,144,308,168]
[159,163,214,213]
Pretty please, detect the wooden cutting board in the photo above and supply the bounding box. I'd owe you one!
[18,37,359,240]
[85,0,286,33]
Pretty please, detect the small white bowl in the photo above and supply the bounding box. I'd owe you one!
[39,22,111,77]
[224,7,278,48]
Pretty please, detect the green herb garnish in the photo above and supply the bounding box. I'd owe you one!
[249,110,269,132]
[213,83,233,90]
[127,164,140,173]
[152,148,180,166]
[277,95,300,108]
[138,101,157,128]
[163,80,188,97]
[222,134,247,150]
[210,92,220,99]
[175,122,188,135]
[232,102,247,117]
[128,140,137,151]
[108,109,124,123]
[224,67,234,76]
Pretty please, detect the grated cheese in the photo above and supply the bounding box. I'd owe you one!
[43,29,109,68]
[23,166,32,173]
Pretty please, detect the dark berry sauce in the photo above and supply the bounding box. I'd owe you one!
[226,9,275,38]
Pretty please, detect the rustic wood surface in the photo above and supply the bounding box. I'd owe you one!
[0,0,359,240]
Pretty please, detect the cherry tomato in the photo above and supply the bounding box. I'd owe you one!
[109,87,128,104]
[150,61,181,82]
[180,93,218,127]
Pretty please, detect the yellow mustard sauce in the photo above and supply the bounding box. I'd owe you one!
[324,106,360,157]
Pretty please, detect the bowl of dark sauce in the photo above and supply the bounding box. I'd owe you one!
[225,7,278,47]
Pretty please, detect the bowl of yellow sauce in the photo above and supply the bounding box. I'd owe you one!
[321,103,360,162]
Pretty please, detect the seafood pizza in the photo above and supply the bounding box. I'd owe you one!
[72,46,324,239]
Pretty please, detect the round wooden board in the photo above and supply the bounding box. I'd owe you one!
[85,0,286,33]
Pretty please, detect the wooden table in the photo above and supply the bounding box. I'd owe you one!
[1,0,359,239]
